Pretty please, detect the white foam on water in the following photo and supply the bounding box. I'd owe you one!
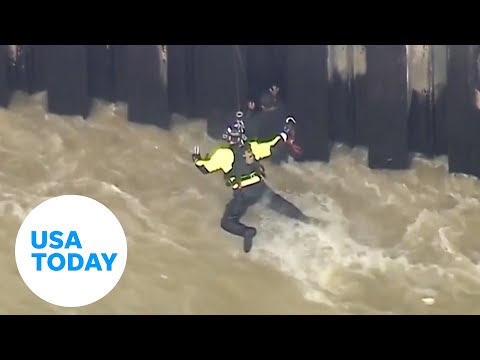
[2,89,480,314]
[240,148,480,312]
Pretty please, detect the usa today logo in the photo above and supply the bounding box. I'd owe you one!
[15,195,128,308]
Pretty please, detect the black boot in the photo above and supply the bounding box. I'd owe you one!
[243,227,257,253]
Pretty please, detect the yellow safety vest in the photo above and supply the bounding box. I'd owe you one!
[194,133,286,190]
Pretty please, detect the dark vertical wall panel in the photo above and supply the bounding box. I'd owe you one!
[432,45,448,156]
[31,45,48,93]
[8,45,48,95]
[366,45,409,170]
[87,45,114,102]
[446,45,469,175]
[407,45,435,156]
[190,45,247,138]
[352,45,369,147]
[446,45,480,177]
[6,46,15,91]
[10,45,34,94]
[126,45,169,128]
[284,45,330,162]
[470,45,480,178]
[246,45,285,102]
[46,45,90,118]
[167,45,194,117]
[111,45,129,103]
[0,45,12,107]
[328,45,355,146]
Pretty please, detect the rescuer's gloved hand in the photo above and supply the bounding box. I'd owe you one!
[192,146,201,162]
[281,116,303,158]
[283,116,296,135]
[280,116,296,142]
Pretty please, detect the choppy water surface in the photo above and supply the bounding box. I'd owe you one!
[1,93,480,314]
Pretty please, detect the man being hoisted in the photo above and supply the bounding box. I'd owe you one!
[192,113,320,253]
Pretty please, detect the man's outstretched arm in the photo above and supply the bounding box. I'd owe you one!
[249,133,288,161]
[192,146,235,174]
[249,116,301,160]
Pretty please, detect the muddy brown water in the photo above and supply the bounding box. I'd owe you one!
[1,92,480,314]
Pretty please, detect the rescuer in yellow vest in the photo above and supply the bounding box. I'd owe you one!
[192,112,320,253]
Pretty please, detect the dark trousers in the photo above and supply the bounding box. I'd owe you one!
[220,181,309,237]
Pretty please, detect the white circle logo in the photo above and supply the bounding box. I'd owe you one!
[15,195,128,308]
